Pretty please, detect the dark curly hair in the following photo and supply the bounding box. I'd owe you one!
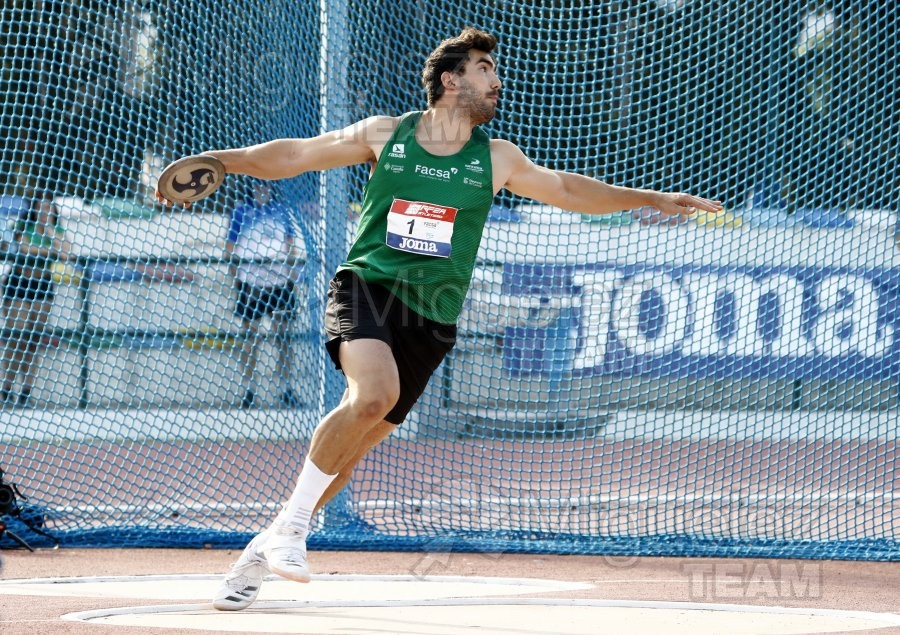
[421,27,497,107]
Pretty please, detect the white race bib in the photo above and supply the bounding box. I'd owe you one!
[385,199,457,258]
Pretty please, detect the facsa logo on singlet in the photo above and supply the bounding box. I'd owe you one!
[388,143,406,159]
[415,165,458,181]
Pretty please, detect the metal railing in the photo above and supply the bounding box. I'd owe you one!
[1,253,315,409]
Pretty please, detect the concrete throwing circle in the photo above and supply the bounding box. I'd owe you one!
[1,574,898,635]
[0,573,590,602]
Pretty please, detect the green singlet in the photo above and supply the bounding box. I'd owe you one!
[339,111,494,324]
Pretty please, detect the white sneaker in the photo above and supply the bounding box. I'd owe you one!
[262,525,311,583]
[212,531,270,611]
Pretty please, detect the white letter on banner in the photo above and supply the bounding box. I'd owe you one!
[682,272,724,356]
[813,274,892,358]
[757,274,814,358]
[571,270,620,369]
[613,272,688,355]
[852,277,894,357]
[459,267,503,334]
[723,274,765,357]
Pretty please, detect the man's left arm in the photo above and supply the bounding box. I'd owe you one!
[493,140,723,216]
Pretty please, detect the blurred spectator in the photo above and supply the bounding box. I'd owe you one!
[1,193,71,407]
[226,182,300,409]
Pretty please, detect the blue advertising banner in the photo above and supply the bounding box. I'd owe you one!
[501,263,900,379]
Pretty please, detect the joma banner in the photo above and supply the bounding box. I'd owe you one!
[495,263,900,379]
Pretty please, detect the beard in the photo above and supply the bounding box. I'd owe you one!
[458,82,497,125]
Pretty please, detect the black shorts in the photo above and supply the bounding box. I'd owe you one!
[235,281,296,322]
[3,273,55,303]
[324,269,456,424]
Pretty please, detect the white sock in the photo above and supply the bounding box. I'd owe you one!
[274,458,337,537]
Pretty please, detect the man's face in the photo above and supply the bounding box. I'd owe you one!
[455,49,501,125]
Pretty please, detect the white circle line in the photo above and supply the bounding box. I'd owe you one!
[0,573,593,591]
[61,598,900,627]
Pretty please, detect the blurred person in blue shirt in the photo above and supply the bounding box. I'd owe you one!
[226,182,300,409]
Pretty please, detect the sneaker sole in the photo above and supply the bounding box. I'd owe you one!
[212,597,256,611]
[268,564,311,583]
[211,542,268,611]
[212,582,262,611]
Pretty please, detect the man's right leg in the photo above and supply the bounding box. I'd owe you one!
[214,338,400,609]
[303,338,400,473]
[211,418,395,611]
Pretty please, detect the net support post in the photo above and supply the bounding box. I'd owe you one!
[317,0,356,529]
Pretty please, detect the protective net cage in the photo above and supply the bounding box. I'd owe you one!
[0,1,896,560]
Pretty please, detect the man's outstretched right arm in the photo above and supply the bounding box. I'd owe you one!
[203,116,397,180]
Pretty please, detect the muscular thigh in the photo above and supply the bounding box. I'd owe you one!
[323,270,456,424]
[337,338,400,399]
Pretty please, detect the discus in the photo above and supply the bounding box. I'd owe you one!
[156,154,226,205]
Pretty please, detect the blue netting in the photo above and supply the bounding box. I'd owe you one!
[0,1,897,560]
